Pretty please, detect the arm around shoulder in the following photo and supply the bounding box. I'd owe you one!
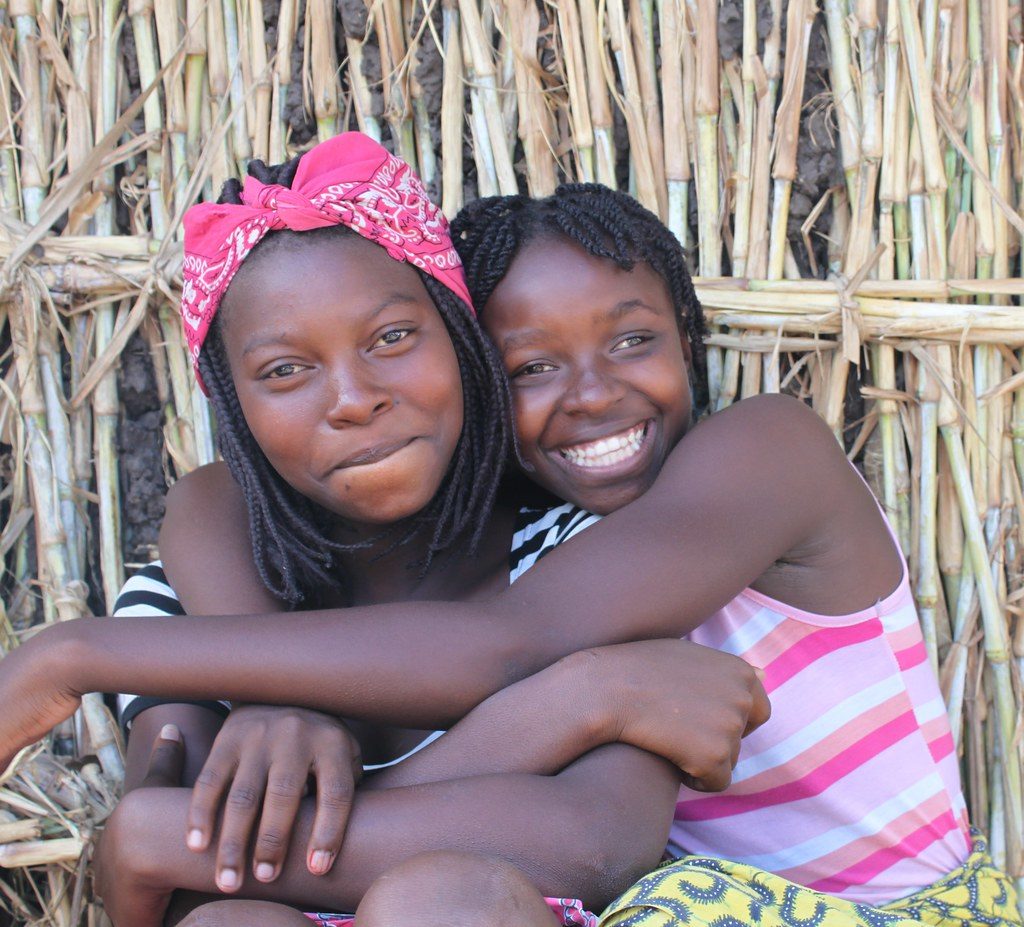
[479,394,845,656]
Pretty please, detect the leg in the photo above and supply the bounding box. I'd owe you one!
[356,850,560,927]
[176,900,312,927]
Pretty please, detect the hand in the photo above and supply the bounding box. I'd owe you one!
[0,626,82,778]
[579,639,770,792]
[185,705,362,893]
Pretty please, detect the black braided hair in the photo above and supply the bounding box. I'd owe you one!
[199,157,511,608]
[450,184,709,407]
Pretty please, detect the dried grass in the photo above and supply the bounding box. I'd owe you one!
[0,0,1021,923]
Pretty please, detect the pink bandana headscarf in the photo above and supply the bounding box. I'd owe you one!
[181,132,473,392]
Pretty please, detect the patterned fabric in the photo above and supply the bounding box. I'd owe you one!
[181,132,473,390]
[303,896,598,926]
[599,833,1020,927]
[518,500,971,904]
[509,502,602,583]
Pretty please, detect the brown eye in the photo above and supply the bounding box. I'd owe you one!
[612,335,649,351]
[373,328,413,348]
[513,361,556,378]
[265,363,305,379]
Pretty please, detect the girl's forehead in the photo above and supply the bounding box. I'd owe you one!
[484,237,673,330]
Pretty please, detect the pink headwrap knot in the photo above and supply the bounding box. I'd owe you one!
[180,132,474,393]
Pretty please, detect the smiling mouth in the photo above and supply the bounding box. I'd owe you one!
[557,422,649,469]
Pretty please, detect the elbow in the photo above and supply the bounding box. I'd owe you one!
[571,811,668,910]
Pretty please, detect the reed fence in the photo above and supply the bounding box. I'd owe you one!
[0,0,1021,923]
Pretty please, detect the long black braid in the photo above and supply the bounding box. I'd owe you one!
[199,158,511,608]
[450,184,709,408]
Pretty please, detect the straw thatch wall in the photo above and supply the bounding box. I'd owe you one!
[0,0,1022,923]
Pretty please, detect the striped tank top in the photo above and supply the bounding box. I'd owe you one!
[517,502,971,905]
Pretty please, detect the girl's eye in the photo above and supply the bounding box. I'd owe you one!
[264,363,306,379]
[513,361,556,378]
[612,334,649,351]
[373,328,413,348]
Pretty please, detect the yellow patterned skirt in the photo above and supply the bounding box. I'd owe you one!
[599,834,1020,927]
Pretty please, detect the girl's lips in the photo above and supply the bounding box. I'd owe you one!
[327,437,417,473]
[552,421,655,481]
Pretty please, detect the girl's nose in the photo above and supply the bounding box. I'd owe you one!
[561,366,626,416]
[325,367,392,427]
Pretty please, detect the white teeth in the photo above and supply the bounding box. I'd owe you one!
[559,424,647,468]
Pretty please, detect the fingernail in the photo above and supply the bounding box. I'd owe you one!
[218,868,239,891]
[160,723,181,742]
[187,829,205,850]
[309,849,333,874]
[255,862,276,882]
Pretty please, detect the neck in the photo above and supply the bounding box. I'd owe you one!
[331,518,437,605]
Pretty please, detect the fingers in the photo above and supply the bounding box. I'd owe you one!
[682,751,734,793]
[742,668,771,736]
[303,758,357,877]
[141,724,186,789]
[213,768,267,893]
[186,752,237,856]
[250,760,308,883]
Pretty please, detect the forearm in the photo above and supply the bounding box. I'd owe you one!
[370,652,611,789]
[53,606,541,728]
[111,745,676,912]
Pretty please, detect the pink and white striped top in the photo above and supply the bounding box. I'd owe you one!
[675,560,970,904]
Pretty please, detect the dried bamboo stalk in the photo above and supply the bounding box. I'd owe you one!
[0,3,1020,916]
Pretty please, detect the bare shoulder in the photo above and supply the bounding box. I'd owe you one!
[160,462,278,614]
[662,393,846,495]
[164,461,242,513]
[162,462,250,538]
[699,393,835,448]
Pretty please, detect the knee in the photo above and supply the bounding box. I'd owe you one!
[177,900,311,927]
[357,851,557,927]
[176,901,233,927]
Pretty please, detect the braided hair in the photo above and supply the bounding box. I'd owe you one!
[200,157,511,608]
[450,184,708,407]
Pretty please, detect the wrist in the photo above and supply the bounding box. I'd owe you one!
[42,618,95,697]
[548,649,618,749]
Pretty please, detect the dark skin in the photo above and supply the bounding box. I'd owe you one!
[95,640,751,924]
[1,234,909,916]
[124,238,894,891]
[44,231,766,923]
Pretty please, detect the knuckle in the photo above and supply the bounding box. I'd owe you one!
[226,785,260,811]
[317,778,354,809]
[256,829,287,852]
[710,747,731,768]
[266,774,305,800]
[194,767,226,791]
[217,838,244,859]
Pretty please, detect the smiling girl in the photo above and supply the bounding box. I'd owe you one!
[0,137,765,927]
[0,168,1016,927]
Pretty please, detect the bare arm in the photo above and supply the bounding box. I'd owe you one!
[368,641,767,792]
[98,744,679,926]
[0,396,884,764]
